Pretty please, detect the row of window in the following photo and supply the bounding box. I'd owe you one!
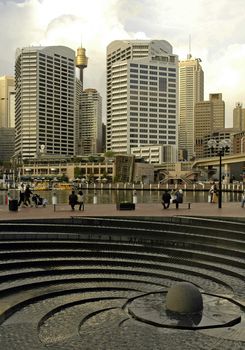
[130,63,176,72]
[130,70,176,77]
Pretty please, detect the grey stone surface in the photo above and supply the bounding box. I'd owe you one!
[0,217,244,349]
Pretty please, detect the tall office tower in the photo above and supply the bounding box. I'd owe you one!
[194,93,225,158]
[106,40,178,154]
[233,102,245,130]
[179,55,204,160]
[80,88,102,155]
[0,76,15,128]
[0,128,15,162]
[15,46,76,160]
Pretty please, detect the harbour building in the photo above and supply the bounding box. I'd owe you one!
[15,46,76,160]
[179,55,204,160]
[106,40,178,157]
[80,88,102,155]
[194,93,225,158]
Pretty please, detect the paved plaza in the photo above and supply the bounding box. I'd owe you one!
[0,201,245,349]
[0,201,245,221]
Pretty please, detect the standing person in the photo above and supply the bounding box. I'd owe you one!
[24,184,33,207]
[241,190,245,208]
[77,190,84,211]
[161,190,171,209]
[18,183,25,207]
[69,190,78,211]
[175,189,183,209]
[209,182,217,203]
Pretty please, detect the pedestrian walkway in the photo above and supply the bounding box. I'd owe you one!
[0,201,244,221]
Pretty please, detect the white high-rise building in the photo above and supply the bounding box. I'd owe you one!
[80,88,102,155]
[106,40,179,155]
[179,55,204,160]
[15,46,76,160]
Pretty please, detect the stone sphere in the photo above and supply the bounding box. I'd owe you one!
[166,282,203,313]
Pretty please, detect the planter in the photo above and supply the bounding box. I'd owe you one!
[116,202,135,210]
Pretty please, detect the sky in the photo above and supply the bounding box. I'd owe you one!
[0,0,245,126]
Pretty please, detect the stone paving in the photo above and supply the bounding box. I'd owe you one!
[0,201,245,221]
[0,212,244,349]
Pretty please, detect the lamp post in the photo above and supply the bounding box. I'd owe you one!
[207,139,230,209]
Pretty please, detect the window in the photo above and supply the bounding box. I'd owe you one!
[159,77,167,92]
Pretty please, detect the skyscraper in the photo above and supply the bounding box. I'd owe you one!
[0,76,15,162]
[233,102,245,130]
[179,55,204,160]
[194,93,225,158]
[80,88,102,155]
[0,76,15,128]
[15,46,76,160]
[106,40,178,155]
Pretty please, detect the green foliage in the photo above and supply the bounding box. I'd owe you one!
[104,151,115,158]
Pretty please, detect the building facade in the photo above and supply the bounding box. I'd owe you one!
[80,88,102,155]
[0,128,15,162]
[233,131,245,154]
[106,40,178,155]
[179,56,204,160]
[233,102,245,131]
[203,129,234,158]
[194,93,225,158]
[15,46,76,160]
[131,144,177,164]
[0,76,15,128]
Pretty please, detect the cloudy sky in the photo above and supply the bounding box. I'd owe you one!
[0,0,245,126]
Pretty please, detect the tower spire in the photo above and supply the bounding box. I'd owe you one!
[187,34,192,59]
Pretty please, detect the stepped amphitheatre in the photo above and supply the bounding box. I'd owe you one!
[0,215,244,349]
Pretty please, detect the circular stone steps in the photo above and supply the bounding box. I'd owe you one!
[0,217,244,349]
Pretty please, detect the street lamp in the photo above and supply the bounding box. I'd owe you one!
[207,139,231,208]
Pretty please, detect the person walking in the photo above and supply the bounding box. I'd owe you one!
[161,190,171,209]
[77,190,84,211]
[24,184,33,207]
[18,183,25,207]
[69,190,78,211]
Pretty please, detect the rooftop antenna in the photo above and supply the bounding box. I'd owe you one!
[187,34,192,59]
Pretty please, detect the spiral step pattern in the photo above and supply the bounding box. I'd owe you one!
[0,216,244,350]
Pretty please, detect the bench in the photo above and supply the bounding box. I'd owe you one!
[162,202,191,209]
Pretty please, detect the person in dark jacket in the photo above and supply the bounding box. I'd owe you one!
[175,189,183,209]
[69,190,78,211]
[18,183,25,207]
[161,190,171,209]
[24,184,33,207]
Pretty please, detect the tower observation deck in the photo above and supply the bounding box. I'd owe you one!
[76,46,88,85]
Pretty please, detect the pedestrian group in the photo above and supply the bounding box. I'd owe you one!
[161,188,183,209]
[69,190,84,211]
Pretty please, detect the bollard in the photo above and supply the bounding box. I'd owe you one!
[52,192,57,212]
[93,191,97,204]
[133,190,137,204]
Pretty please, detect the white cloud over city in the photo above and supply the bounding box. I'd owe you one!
[0,0,245,126]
